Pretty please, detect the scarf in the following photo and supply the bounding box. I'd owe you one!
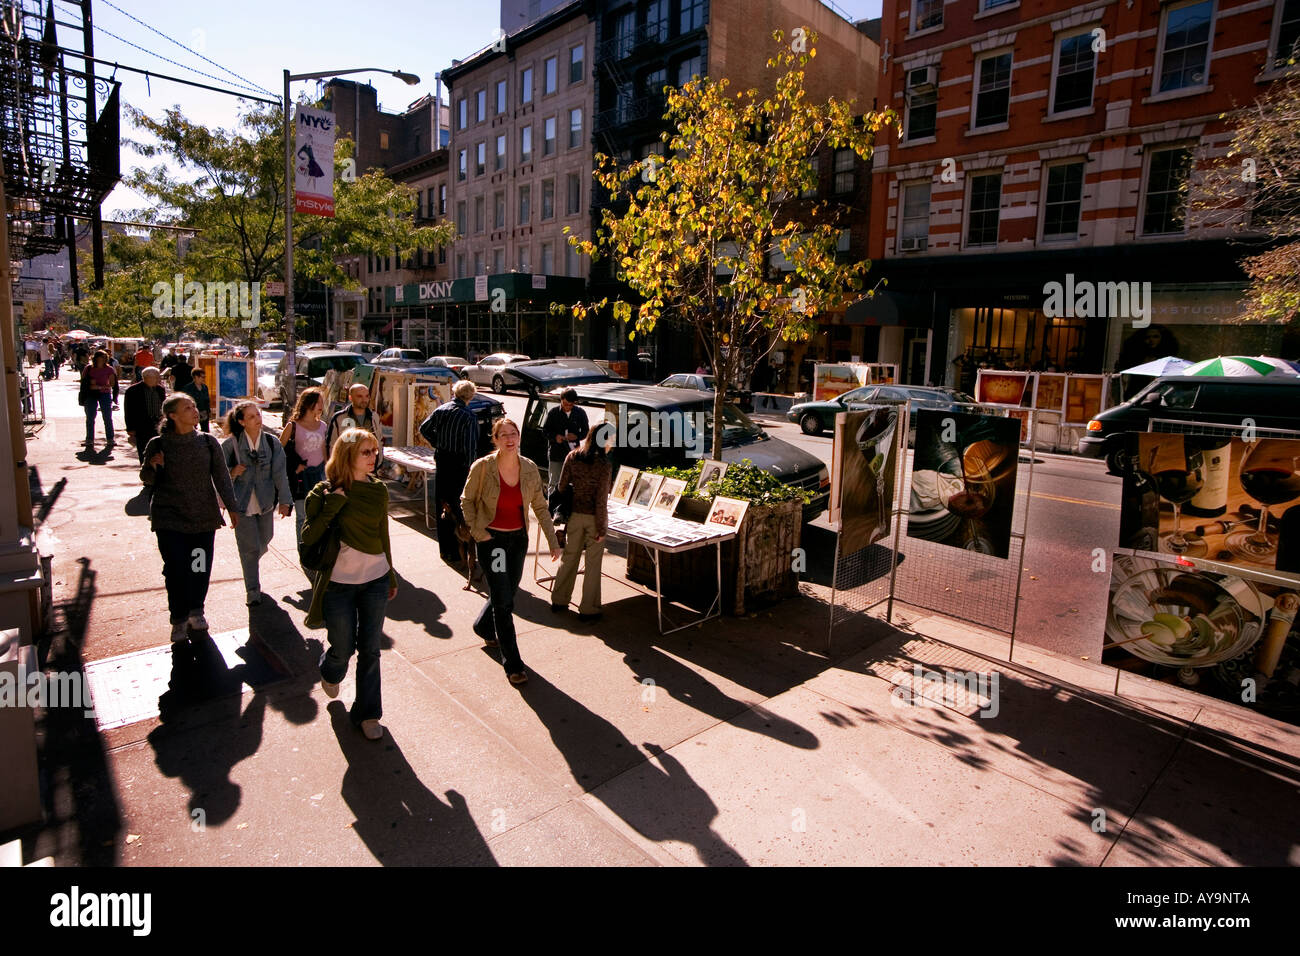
[333,477,390,554]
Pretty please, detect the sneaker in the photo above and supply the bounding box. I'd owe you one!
[321,678,340,699]
[170,621,189,643]
[186,610,209,631]
[246,590,262,606]
[508,671,529,686]
[360,719,383,740]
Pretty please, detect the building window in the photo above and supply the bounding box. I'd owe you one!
[1274,0,1300,68]
[520,125,532,162]
[474,196,485,233]
[1142,146,1193,235]
[973,52,1012,128]
[900,181,931,252]
[474,251,484,275]
[615,11,636,58]
[439,185,447,215]
[981,0,1016,9]
[379,131,389,150]
[1042,160,1085,239]
[518,245,531,272]
[800,155,819,198]
[565,241,579,277]
[457,149,467,181]
[569,108,582,148]
[567,172,581,214]
[416,191,423,220]
[544,56,557,95]
[833,149,855,194]
[643,67,667,97]
[913,0,942,31]
[456,253,465,278]
[677,56,702,86]
[496,79,507,114]
[495,134,506,171]
[647,0,669,42]
[475,141,486,176]
[438,247,446,265]
[542,179,555,219]
[493,248,504,273]
[544,116,556,156]
[540,241,554,274]
[494,191,505,230]
[1157,0,1213,93]
[570,44,584,83]
[905,80,937,140]
[457,98,467,129]
[519,184,531,224]
[681,0,706,33]
[456,200,466,235]
[966,171,1002,247]
[521,66,534,104]
[476,88,486,123]
[426,188,435,218]
[836,229,851,258]
[1052,32,1096,114]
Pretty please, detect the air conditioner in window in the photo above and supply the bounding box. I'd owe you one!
[906,66,937,93]
[899,236,928,252]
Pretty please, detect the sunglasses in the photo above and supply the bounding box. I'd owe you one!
[360,447,379,457]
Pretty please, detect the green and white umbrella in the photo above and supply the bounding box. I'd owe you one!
[1183,355,1297,377]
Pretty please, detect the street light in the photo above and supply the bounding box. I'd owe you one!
[283,67,420,405]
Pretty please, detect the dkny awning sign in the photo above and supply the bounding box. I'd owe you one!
[294,106,336,217]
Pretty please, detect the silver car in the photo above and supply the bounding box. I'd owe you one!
[461,352,531,393]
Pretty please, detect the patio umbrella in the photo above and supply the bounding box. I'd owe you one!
[62,329,91,339]
[1119,356,1191,376]
[1182,356,1293,377]
[1242,355,1300,376]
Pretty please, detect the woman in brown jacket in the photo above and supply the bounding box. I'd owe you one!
[461,418,562,686]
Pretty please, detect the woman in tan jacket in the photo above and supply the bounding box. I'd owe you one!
[461,418,562,686]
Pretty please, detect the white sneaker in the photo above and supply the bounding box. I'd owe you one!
[170,621,189,643]
[186,610,209,631]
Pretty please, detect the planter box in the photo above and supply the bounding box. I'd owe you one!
[626,499,802,615]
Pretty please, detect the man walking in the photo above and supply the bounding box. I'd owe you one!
[124,367,167,462]
[421,379,480,565]
[326,382,383,466]
[542,388,588,496]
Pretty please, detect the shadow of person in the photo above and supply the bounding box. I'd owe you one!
[327,701,497,866]
[379,571,453,641]
[517,672,747,866]
[147,633,267,827]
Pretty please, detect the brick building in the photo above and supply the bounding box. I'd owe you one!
[866,0,1300,392]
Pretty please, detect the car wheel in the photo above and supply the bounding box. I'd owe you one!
[1105,447,1128,477]
[492,374,506,394]
[799,412,823,436]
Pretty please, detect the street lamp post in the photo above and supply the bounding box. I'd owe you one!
[283,67,420,406]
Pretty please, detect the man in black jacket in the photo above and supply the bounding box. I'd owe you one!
[124,367,167,462]
[542,388,588,495]
[325,383,384,467]
[421,379,481,564]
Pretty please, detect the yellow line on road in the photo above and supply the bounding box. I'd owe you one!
[1016,489,1121,510]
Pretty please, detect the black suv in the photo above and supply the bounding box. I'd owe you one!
[1080,376,1300,473]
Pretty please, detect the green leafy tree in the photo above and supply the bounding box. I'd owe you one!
[565,30,894,458]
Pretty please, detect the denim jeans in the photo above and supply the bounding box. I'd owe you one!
[474,529,528,673]
[234,509,275,593]
[547,460,565,497]
[156,529,216,623]
[84,391,113,445]
[320,574,388,723]
[293,463,325,544]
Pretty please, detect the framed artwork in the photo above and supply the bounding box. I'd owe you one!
[630,472,664,509]
[705,495,749,530]
[652,478,687,516]
[611,466,639,504]
[697,459,728,494]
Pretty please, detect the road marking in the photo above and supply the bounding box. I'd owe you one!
[1017,490,1120,510]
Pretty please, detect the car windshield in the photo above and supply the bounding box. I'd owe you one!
[840,387,874,402]
[256,360,277,376]
[702,403,763,444]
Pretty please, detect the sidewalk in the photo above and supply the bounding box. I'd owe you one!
[12,375,1300,866]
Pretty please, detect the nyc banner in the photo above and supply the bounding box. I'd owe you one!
[294,106,336,217]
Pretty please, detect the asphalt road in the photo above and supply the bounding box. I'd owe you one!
[491,390,1121,659]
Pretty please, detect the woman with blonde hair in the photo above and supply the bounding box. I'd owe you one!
[300,428,397,740]
[461,417,562,686]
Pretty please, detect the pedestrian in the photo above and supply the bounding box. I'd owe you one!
[280,387,329,550]
[301,427,397,741]
[79,349,118,451]
[141,393,240,642]
[124,367,167,463]
[221,402,293,606]
[133,342,155,379]
[461,418,562,686]
[325,383,383,466]
[39,338,54,380]
[550,424,613,622]
[178,365,211,432]
[420,379,480,565]
[542,387,588,496]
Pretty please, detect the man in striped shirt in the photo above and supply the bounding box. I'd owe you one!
[423,379,481,565]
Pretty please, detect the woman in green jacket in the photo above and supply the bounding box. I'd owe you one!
[300,427,396,740]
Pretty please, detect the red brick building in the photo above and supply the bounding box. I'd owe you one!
[865,0,1300,391]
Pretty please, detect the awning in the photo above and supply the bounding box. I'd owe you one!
[843,290,932,327]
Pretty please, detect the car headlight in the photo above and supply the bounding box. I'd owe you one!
[1086,419,1103,432]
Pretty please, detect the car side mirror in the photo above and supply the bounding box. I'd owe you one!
[1140,392,1162,408]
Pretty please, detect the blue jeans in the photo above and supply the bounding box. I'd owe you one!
[320,574,388,723]
[474,529,528,673]
[234,509,274,593]
[84,391,113,444]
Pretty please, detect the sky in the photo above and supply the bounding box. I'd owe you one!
[60,0,883,219]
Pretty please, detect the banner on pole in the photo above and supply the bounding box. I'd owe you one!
[294,106,336,217]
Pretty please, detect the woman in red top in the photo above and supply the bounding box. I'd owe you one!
[81,349,118,450]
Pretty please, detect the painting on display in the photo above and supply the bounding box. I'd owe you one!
[696,460,728,494]
[1118,433,1300,576]
[651,478,687,516]
[611,466,638,504]
[629,472,664,509]
[1102,551,1300,728]
[907,409,1020,559]
[831,406,899,554]
[215,358,255,418]
[705,495,749,530]
[409,382,454,447]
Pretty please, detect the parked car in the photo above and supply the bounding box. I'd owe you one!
[301,341,335,351]
[511,365,830,522]
[424,355,471,375]
[1080,376,1300,474]
[336,340,383,358]
[659,373,716,391]
[275,350,368,408]
[461,352,531,393]
[373,348,428,369]
[787,384,975,436]
[255,355,281,406]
